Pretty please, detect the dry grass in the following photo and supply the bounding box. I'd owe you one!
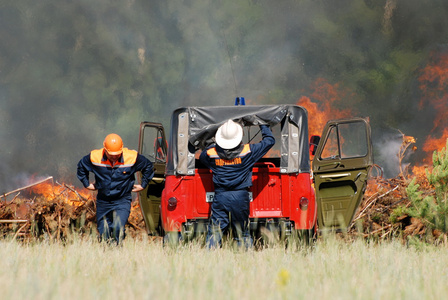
[1,234,448,300]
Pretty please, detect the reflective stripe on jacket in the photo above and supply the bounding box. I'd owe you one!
[90,148,137,168]
[200,125,275,191]
[77,148,154,201]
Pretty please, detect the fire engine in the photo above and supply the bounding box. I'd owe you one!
[137,103,373,243]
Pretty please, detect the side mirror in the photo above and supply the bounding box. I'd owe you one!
[309,135,321,156]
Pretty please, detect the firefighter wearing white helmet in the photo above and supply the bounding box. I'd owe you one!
[215,119,244,149]
[199,119,275,249]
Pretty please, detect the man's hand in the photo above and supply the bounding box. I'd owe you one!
[242,115,267,126]
[241,115,257,125]
[132,184,144,192]
[86,183,96,191]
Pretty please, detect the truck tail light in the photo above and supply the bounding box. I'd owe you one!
[299,197,309,210]
[168,197,177,211]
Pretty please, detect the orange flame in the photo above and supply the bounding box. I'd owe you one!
[30,182,56,199]
[30,182,93,205]
[422,128,448,157]
[411,165,428,179]
[297,78,356,137]
[417,52,448,161]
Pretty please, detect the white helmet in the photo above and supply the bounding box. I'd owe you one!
[215,119,243,149]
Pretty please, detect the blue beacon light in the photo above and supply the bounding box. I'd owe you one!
[235,97,245,106]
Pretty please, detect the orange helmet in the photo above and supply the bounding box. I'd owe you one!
[103,133,123,155]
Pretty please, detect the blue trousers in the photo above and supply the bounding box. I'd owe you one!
[207,189,253,249]
[96,196,132,244]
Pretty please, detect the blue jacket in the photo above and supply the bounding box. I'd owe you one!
[77,148,154,201]
[199,125,275,192]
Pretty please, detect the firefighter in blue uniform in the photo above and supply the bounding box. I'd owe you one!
[77,133,154,244]
[200,119,275,248]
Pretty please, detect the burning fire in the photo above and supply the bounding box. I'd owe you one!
[297,78,356,136]
[417,51,448,165]
[30,182,56,199]
[422,128,448,157]
[29,180,93,206]
[298,64,448,179]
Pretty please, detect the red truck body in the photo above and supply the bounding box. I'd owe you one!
[138,104,372,241]
[160,168,316,233]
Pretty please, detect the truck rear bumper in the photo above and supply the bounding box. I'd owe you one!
[178,218,297,240]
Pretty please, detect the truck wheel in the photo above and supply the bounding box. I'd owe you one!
[299,228,316,245]
[163,232,182,247]
[286,228,316,249]
[156,215,165,237]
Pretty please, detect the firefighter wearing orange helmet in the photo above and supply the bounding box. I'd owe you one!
[77,133,154,244]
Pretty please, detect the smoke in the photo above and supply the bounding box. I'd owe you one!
[374,129,409,178]
[1,0,448,192]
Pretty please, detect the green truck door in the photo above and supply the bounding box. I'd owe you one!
[312,118,373,229]
[137,122,167,235]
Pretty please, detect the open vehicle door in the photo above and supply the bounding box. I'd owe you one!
[312,118,373,229]
[137,122,167,235]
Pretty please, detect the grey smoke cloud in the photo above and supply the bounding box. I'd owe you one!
[1,0,447,192]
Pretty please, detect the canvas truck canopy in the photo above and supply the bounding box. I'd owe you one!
[165,105,311,176]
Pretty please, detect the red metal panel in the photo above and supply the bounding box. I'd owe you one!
[287,173,317,230]
[161,176,185,231]
[161,168,317,232]
[250,167,283,217]
[193,171,212,216]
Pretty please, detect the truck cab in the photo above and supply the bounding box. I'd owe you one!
[137,105,373,241]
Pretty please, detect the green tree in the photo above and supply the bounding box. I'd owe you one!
[396,139,448,242]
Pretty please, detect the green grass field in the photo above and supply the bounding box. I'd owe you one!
[1,235,447,300]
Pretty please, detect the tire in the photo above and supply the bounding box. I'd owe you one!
[163,231,182,247]
[286,227,316,250]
